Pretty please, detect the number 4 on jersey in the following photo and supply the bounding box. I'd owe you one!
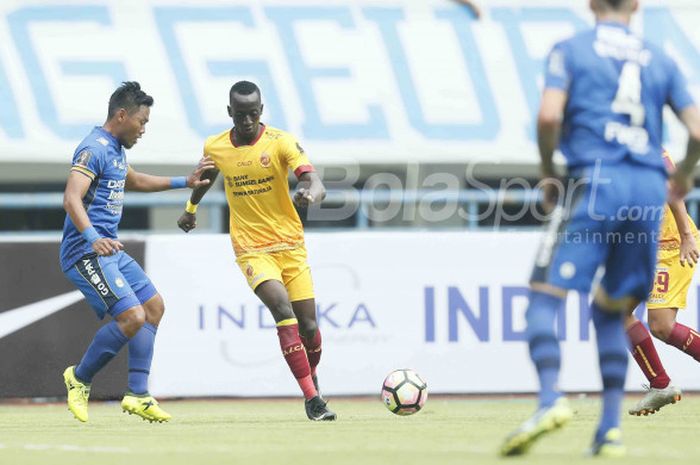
[612,61,645,126]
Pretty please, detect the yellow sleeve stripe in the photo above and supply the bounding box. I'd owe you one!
[276,318,298,327]
[71,166,96,180]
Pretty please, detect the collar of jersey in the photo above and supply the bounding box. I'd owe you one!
[230,123,266,148]
[95,126,122,149]
[596,20,630,32]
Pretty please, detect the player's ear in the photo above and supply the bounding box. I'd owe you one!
[117,108,127,123]
[227,105,232,117]
[631,0,639,13]
[260,104,264,116]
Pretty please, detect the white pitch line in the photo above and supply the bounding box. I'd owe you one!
[22,444,131,454]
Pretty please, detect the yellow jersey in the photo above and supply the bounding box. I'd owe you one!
[204,125,314,255]
[658,151,698,254]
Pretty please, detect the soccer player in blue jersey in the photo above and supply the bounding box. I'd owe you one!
[59,82,213,423]
[501,0,700,457]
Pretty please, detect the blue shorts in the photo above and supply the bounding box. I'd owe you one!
[531,162,666,302]
[64,251,157,319]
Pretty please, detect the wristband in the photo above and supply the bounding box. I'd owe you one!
[81,226,101,244]
[170,176,188,189]
[185,199,199,214]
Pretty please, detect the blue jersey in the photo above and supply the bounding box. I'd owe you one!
[544,21,694,171]
[59,127,128,271]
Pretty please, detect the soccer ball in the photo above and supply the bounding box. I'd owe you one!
[381,369,428,415]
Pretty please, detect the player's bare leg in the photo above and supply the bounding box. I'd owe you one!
[625,308,682,416]
[121,294,171,423]
[256,281,335,421]
[292,298,323,396]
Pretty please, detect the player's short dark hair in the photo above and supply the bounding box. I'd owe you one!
[601,0,630,10]
[230,81,260,99]
[107,81,154,119]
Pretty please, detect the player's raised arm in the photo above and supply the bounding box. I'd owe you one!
[125,159,215,192]
[177,156,220,233]
[63,170,123,256]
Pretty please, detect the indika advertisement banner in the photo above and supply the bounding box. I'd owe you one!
[2,233,698,398]
[145,232,700,397]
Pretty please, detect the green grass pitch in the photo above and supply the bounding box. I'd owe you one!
[1,395,698,465]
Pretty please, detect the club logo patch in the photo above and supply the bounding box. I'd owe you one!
[559,262,576,279]
[260,153,271,168]
[75,149,92,168]
[246,264,254,277]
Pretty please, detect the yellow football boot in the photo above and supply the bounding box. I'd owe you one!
[121,393,171,423]
[589,428,626,458]
[501,397,573,456]
[63,366,90,423]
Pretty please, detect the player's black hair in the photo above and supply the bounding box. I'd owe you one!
[601,0,630,10]
[229,80,260,99]
[107,81,154,119]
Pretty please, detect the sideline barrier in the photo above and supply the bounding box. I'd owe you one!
[2,232,698,398]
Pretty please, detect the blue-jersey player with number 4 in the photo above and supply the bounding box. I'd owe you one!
[59,82,214,423]
[500,0,700,457]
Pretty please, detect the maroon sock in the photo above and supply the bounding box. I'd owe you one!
[300,329,322,377]
[627,321,670,389]
[667,323,700,362]
[277,323,317,399]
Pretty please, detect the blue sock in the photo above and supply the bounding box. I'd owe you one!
[591,302,628,442]
[75,321,130,383]
[127,322,157,395]
[526,290,564,408]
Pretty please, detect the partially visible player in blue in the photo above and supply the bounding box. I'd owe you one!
[500,0,700,457]
[59,82,213,423]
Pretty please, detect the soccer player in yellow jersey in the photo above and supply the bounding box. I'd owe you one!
[177,81,335,421]
[625,150,700,416]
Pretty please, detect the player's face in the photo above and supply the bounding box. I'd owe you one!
[118,105,150,149]
[228,92,263,141]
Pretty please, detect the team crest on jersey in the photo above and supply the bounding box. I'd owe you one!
[245,264,254,277]
[75,149,92,168]
[96,137,109,146]
[260,152,271,168]
[112,158,126,171]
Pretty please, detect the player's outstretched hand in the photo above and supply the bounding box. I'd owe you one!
[187,157,217,188]
[177,212,197,233]
[293,188,315,208]
[679,233,699,267]
[92,237,123,256]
